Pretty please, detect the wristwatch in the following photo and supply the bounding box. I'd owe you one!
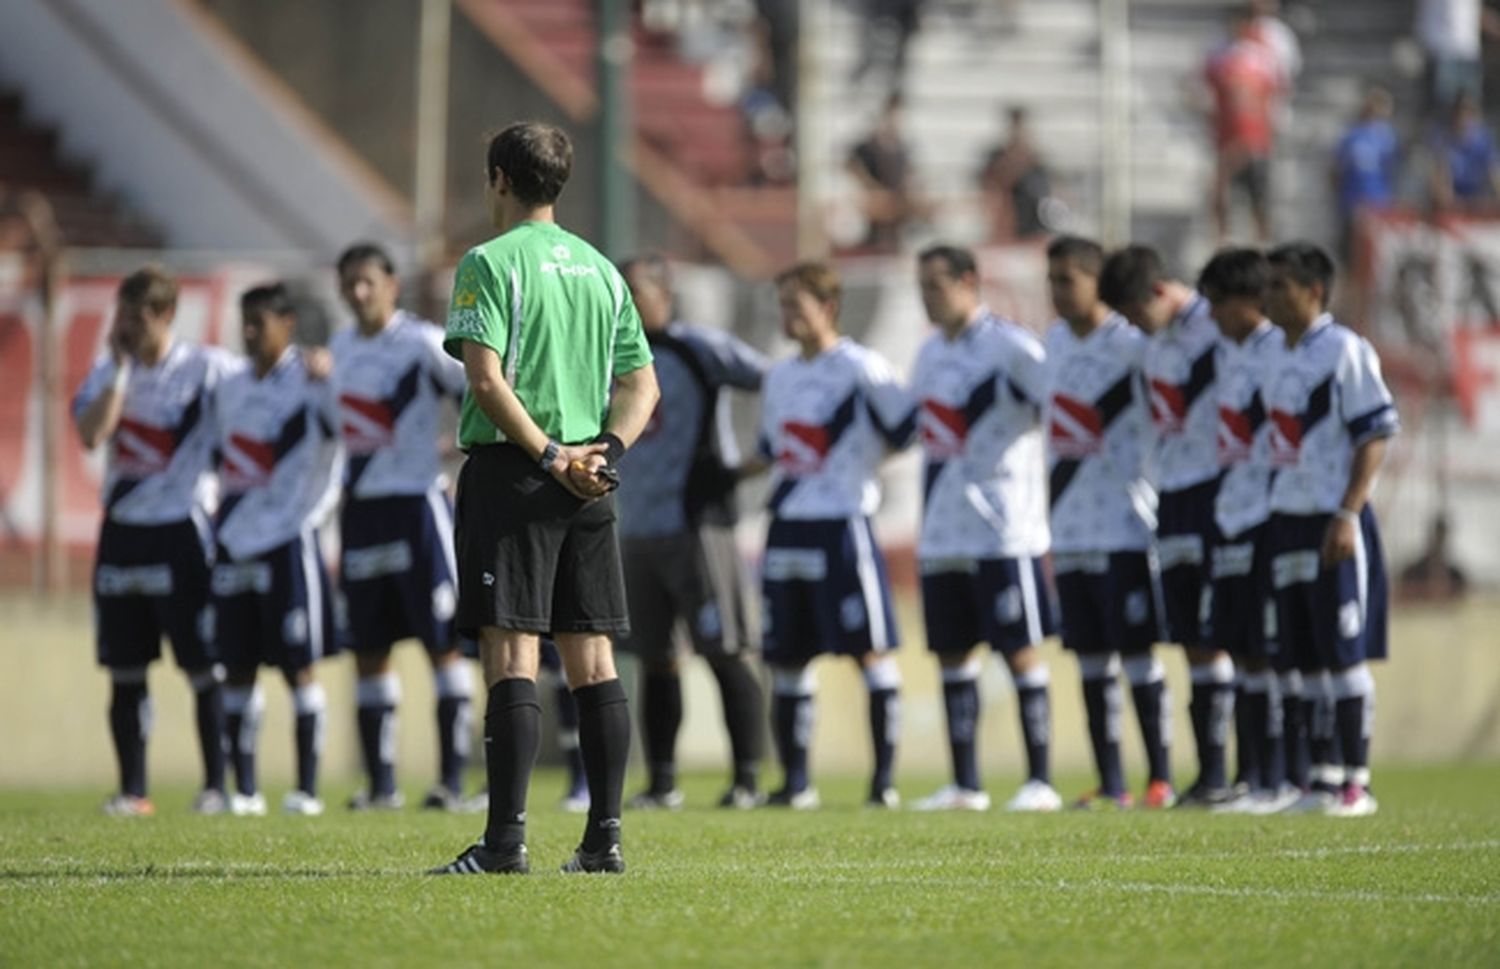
[539,440,561,470]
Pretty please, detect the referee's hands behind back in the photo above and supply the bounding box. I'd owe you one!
[547,442,613,500]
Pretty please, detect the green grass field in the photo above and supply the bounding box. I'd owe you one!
[2,766,1497,968]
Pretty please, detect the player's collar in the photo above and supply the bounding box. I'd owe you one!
[1169,292,1208,331]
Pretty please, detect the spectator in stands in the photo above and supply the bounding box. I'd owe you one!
[1414,0,1500,112]
[1251,0,1301,90]
[740,11,796,184]
[1204,4,1284,243]
[851,0,926,93]
[846,93,927,250]
[1331,86,1400,262]
[1397,514,1469,601]
[977,106,1053,242]
[1430,91,1500,211]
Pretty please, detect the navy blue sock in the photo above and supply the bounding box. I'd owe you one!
[710,657,765,791]
[109,680,149,798]
[1130,679,1171,785]
[193,681,225,794]
[941,677,981,791]
[356,702,396,797]
[868,687,899,796]
[1282,691,1308,789]
[1189,681,1231,790]
[1083,677,1125,797]
[435,695,469,793]
[772,691,813,793]
[641,670,682,794]
[1336,696,1370,778]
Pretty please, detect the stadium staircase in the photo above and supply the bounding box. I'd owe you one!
[455,0,796,274]
[0,89,161,249]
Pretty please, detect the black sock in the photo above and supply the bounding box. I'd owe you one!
[292,684,326,798]
[483,679,541,850]
[1305,692,1339,792]
[1083,677,1125,797]
[1017,684,1051,786]
[641,670,682,794]
[193,681,226,794]
[941,677,981,791]
[1262,680,1286,791]
[435,694,469,794]
[868,687,899,796]
[554,680,585,794]
[1282,689,1308,789]
[710,657,765,791]
[1130,679,1171,785]
[771,690,814,793]
[1237,684,1266,792]
[109,680,150,798]
[356,700,397,797]
[575,678,631,854]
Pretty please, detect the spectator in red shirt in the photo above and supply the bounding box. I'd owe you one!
[1204,5,1284,243]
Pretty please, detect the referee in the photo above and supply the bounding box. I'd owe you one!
[431,122,659,875]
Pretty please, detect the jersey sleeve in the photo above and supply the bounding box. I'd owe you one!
[1339,336,1399,445]
[610,271,654,376]
[70,355,117,425]
[301,377,344,528]
[755,369,779,462]
[1006,331,1049,412]
[860,350,918,449]
[421,321,468,397]
[692,328,769,391]
[443,250,509,363]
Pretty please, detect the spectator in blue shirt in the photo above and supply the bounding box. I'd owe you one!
[1432,92,1500,211]
[1331,87,1400,259]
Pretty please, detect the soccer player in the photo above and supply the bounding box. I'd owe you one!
[330,242,476,811]
[71,267,234,816]
[1261,241,1396,817]
[1042,236,1173,810]
[212,283,343,816]
[615,253,769,811]
[746,261,916,810]
[1197,248,1298,814]
[432,122,659,875]
[908,244,1061,813]
[1099,244,1232,807]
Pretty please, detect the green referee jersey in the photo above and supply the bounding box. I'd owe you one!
[444,221,652,449]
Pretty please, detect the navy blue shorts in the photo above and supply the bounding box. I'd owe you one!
[920,556,1058,656]
[212,532,338,674]
[93,517,216,671]
[1156,477,1220,647]
[340,492,458,655]
[761,517,899,665]
[1267,509,1389,672]
[1053,550,1162,656]
[1209,524,1276,663]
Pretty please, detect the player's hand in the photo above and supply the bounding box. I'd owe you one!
[302,346,334,382]
[1321,515,1357,566]
[547,442,609,500]
[107,312,136,366]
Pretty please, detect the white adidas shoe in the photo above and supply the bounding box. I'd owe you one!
[281,790,325,816]
[1328,785,1379,818]
[1004,780,1063,813]
[229,792,267,817]
[1281,788,1339,816]
[913,785,992,812]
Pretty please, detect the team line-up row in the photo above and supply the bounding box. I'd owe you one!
[73,235,1394,822]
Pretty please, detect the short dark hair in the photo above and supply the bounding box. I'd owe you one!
[1197,248,1270,302]
[337,242,395,277]
[617,252,672,290]
[118,265,178,313]
[1098,244,1166,308]
[487,122,573,207]
[775,261,842,307]
[918,244,978,279]
[240,282,295,320]
[1266,241,1337,306]
[1046,235,1104,276]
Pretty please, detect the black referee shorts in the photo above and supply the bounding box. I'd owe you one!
[453,443,630,638]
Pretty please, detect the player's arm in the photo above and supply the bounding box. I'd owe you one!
[1321,436,1388,565]
[74,315,137,449]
